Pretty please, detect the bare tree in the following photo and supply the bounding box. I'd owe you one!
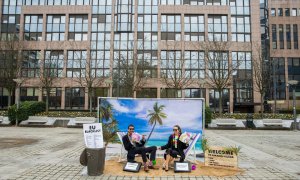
[112,38,153,97]
[40,50,63,113]
[0,36,22,107]
[199,41,237,115]
[112,51,147,97]
[73,50,106,113]
[160,43,195,98]
[252,43,271,115]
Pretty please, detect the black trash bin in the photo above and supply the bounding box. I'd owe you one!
[246,113,255,129]
[86,148,106,176]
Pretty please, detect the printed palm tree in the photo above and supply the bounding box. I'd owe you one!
[146,102,167,143]
[99,101,113,123]
[99,100,119,147]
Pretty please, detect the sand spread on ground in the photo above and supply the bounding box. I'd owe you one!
[103,157,244,177]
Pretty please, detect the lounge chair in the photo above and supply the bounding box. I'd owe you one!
[117,131,128,162]
[183,133,201,164]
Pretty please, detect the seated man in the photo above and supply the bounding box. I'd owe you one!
[122,124,157,172]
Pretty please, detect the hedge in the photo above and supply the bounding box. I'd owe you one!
[8,101,46,124]
[212,113,294,120]
[37,111,96,117]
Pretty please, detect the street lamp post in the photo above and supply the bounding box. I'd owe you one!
[288,80,298,131]
[13,78,22,127]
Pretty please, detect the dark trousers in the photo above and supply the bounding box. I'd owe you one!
[127,146,157,163]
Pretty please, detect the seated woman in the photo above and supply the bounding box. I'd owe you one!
[158,125,188,171]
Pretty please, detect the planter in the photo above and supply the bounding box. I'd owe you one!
[86,148,106,176]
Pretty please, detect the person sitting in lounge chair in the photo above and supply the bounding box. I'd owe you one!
[158,125,189,171]
[122,124,157,172]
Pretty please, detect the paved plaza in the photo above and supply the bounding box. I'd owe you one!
[0,127,299,180]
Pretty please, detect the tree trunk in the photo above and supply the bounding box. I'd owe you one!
[46,92,49,114]
[218,90,223,116]
[89,92,93,115]
[260,93,264,118]
[146,121,156,144]
[8,90,12,106]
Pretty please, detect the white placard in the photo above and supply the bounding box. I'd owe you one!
[83,123,104,148]
[124,162,139,171]
[175,162,189,171]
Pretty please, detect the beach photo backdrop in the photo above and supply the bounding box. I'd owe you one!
[98,98,204,150]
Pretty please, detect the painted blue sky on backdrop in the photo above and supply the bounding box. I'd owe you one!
[103,98,203,141]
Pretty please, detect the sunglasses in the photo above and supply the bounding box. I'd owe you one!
[173,129,178,131]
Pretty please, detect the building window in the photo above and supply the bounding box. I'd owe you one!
[91,14,111,33]
[185,88,205,98]
[161,88,181,98]
[184,15,204,41]
[68,15,88,41]
[286,25,291,49]
[20,87,39,101]
[0,50,18,80]
[161,15,181,41]
[136,88,157,98]
[288,58,300,99]
[0,87,9,108]
[90,50,110,77]
[232,52,253,103]
[137,50,158,78]
[160,51,182,78]
[272,57,286,100]
[44,51,64,77]
[67,50,87,77]
[46,15,65,41]
[206,0,227,5]
[272,24,277,49]
[207,51,229,79]
[114,0,133,32]
[24,15,43,41]
[209,89,229,113]
[1,13,20,40]
[278,8,283,16]
[279,24,284,49]
[292,8,297,16]
[271,8,276,16]
[182,0,205,5]
[24,0,45,5]
[92,88,108,109]
[65,87,85,109]
[230,0,250,15]
[231,16,251,42]
[293,24,298,49]
[21,50,41,77]
[208,15,228,41]
[42,88,62,109]
[285,8,290,16]
[184,51,205,79]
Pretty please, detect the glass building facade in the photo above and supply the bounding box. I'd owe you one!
[0,0,269,112]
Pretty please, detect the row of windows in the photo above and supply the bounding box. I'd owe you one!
[160,0,249,6]
[1,50,252,78]
[3,0,251,6]
[271,24,298,50]
[271,8,300,17]
[3,0,90,6]
[20,13,252,42]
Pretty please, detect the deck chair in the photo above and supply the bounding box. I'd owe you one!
[117,131,151,163]
[183,133,201,164]
[117,131,127,162]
